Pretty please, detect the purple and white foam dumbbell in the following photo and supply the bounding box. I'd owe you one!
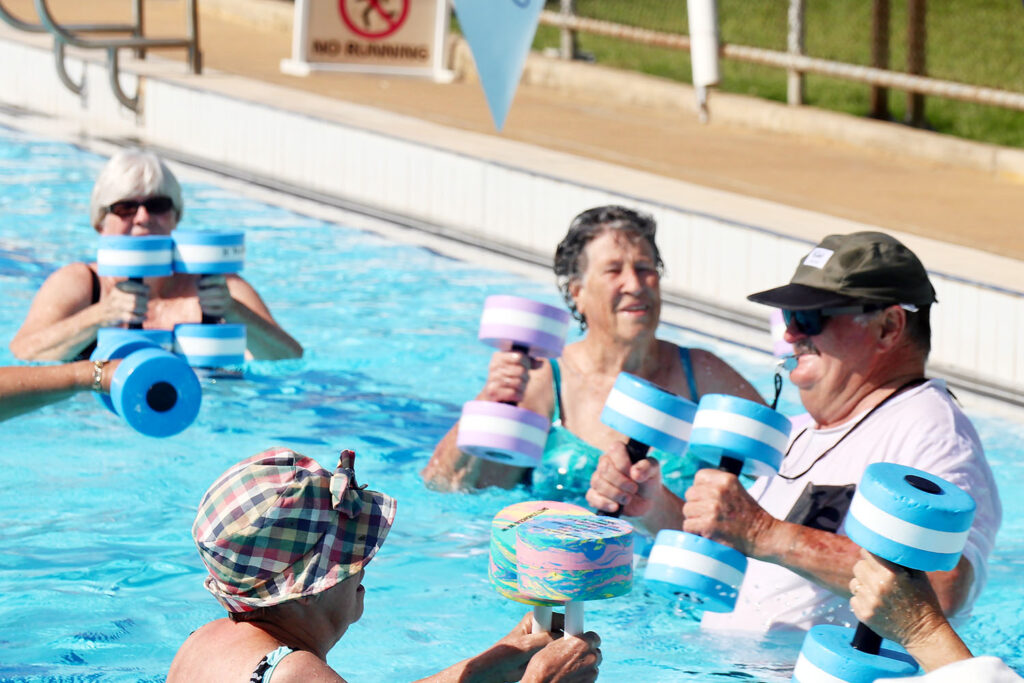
[456,296,570,467]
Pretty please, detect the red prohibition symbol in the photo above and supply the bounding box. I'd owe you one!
[339,0,410,39]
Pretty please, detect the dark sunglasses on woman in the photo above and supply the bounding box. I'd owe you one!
[107,195,175,219]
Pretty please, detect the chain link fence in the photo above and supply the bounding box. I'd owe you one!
[531,0,1024,148]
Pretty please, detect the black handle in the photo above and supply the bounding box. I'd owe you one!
[719,455,743,476]
[599,438,650,518]
[851,622,882,655]
[128,277,144,330]
[201,313,223,325]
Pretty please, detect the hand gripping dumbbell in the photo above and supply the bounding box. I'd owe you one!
[516,514,634,638]
[91,329,202,437]
[96,234,173,341]
[791,463,975,682]
[490,500,593,633]
[171,231,247,367]
[598,372,698,518]
[644,394,791,612]
[457,295,570,467]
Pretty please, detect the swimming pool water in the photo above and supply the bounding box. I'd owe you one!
[1,126,1022,681]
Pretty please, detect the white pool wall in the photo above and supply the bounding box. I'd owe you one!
[0,25,1021,404]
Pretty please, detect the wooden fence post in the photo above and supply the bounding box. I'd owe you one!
[906,0,927,126]
[787,0,805,106]
[869,0,890,119]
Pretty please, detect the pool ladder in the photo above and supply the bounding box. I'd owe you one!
[0,0,201,113]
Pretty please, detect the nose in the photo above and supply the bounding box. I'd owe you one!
[621,264,643,292]
[782,317,807,344]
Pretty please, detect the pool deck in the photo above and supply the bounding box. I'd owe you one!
[0,0,1022,405]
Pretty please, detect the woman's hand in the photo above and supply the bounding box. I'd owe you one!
[479,351,541,404]
[586,442,662,517]
[521,631,601,683]
[100,279,149,327]
[197,274,233,320]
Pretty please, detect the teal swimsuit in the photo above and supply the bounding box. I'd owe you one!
[530,346,701,500]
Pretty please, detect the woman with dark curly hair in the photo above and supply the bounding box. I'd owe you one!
[423,205,762,494]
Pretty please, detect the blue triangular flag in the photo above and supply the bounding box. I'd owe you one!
[453,0,544,131]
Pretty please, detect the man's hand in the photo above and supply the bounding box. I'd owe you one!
[585,442,662,517]
[682,469,776,557]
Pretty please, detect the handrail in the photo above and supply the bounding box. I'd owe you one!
[0,0,140,36]
[22,0,201,113]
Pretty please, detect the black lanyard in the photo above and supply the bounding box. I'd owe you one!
[777,378,929,481]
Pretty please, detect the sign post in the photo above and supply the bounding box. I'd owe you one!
[281,0,451,81]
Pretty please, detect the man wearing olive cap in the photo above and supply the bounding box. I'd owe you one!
[587,231,1002,632]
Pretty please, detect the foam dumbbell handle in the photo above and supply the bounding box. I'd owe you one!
[851,623,883,655]
[563,601,584,639]
[532,606,552,633]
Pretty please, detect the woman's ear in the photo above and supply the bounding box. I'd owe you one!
[568,277,584,316]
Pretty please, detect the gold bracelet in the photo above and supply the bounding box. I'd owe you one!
[91,359,107,393]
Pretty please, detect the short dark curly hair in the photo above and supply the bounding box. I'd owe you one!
[553,205,663,329]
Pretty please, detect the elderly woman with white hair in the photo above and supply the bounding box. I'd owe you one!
[168,447,602,682]
[10,150,302,361]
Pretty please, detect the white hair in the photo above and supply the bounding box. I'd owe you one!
[89,150,184,230]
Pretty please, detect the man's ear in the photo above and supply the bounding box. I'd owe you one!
[876,306,906,350]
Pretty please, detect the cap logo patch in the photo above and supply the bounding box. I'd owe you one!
[802,247,834,269]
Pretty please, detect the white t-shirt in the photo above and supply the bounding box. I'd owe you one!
[877,657,1024,682]
[702,379,1002,632]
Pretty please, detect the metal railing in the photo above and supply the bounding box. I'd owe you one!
[539,5,1024,117]
[0,0,201,113]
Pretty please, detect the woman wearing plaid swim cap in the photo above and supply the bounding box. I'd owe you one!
[168,447,601,682]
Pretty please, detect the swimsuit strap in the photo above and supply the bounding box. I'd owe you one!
[550,358,564,425]
[250,645,295,683]
[679,346,699,401]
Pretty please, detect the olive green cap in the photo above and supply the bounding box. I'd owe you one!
[748,232,937,311]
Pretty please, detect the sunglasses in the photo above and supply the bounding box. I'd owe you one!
[107,196,175,219]
[782,304,884,336]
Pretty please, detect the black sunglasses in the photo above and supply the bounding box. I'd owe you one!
[107,195,175,219]
[782,304,884,336]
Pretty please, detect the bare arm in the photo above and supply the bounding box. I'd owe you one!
[421,354,554,491]
[413,613,600,683]
[10,263,145,361]
[684,470,974,615]
[215,275,303,360]
[0,360,117,422]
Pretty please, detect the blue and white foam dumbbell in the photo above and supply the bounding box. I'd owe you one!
[644,530,747,612]
[171,231,247,367]
[688,394,791,477]
[643,394,791,611]
[96,235,174,331]
[456,296,570,467]
[792,463,976,682]
[91,329,201,438]
[599,372,697,517]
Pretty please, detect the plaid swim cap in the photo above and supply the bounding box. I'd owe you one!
[193,447,396,613]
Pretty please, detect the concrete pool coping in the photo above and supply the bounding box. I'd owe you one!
[0,7,1021,407]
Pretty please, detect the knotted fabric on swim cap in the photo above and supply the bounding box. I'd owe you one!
[192,447,396,613]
